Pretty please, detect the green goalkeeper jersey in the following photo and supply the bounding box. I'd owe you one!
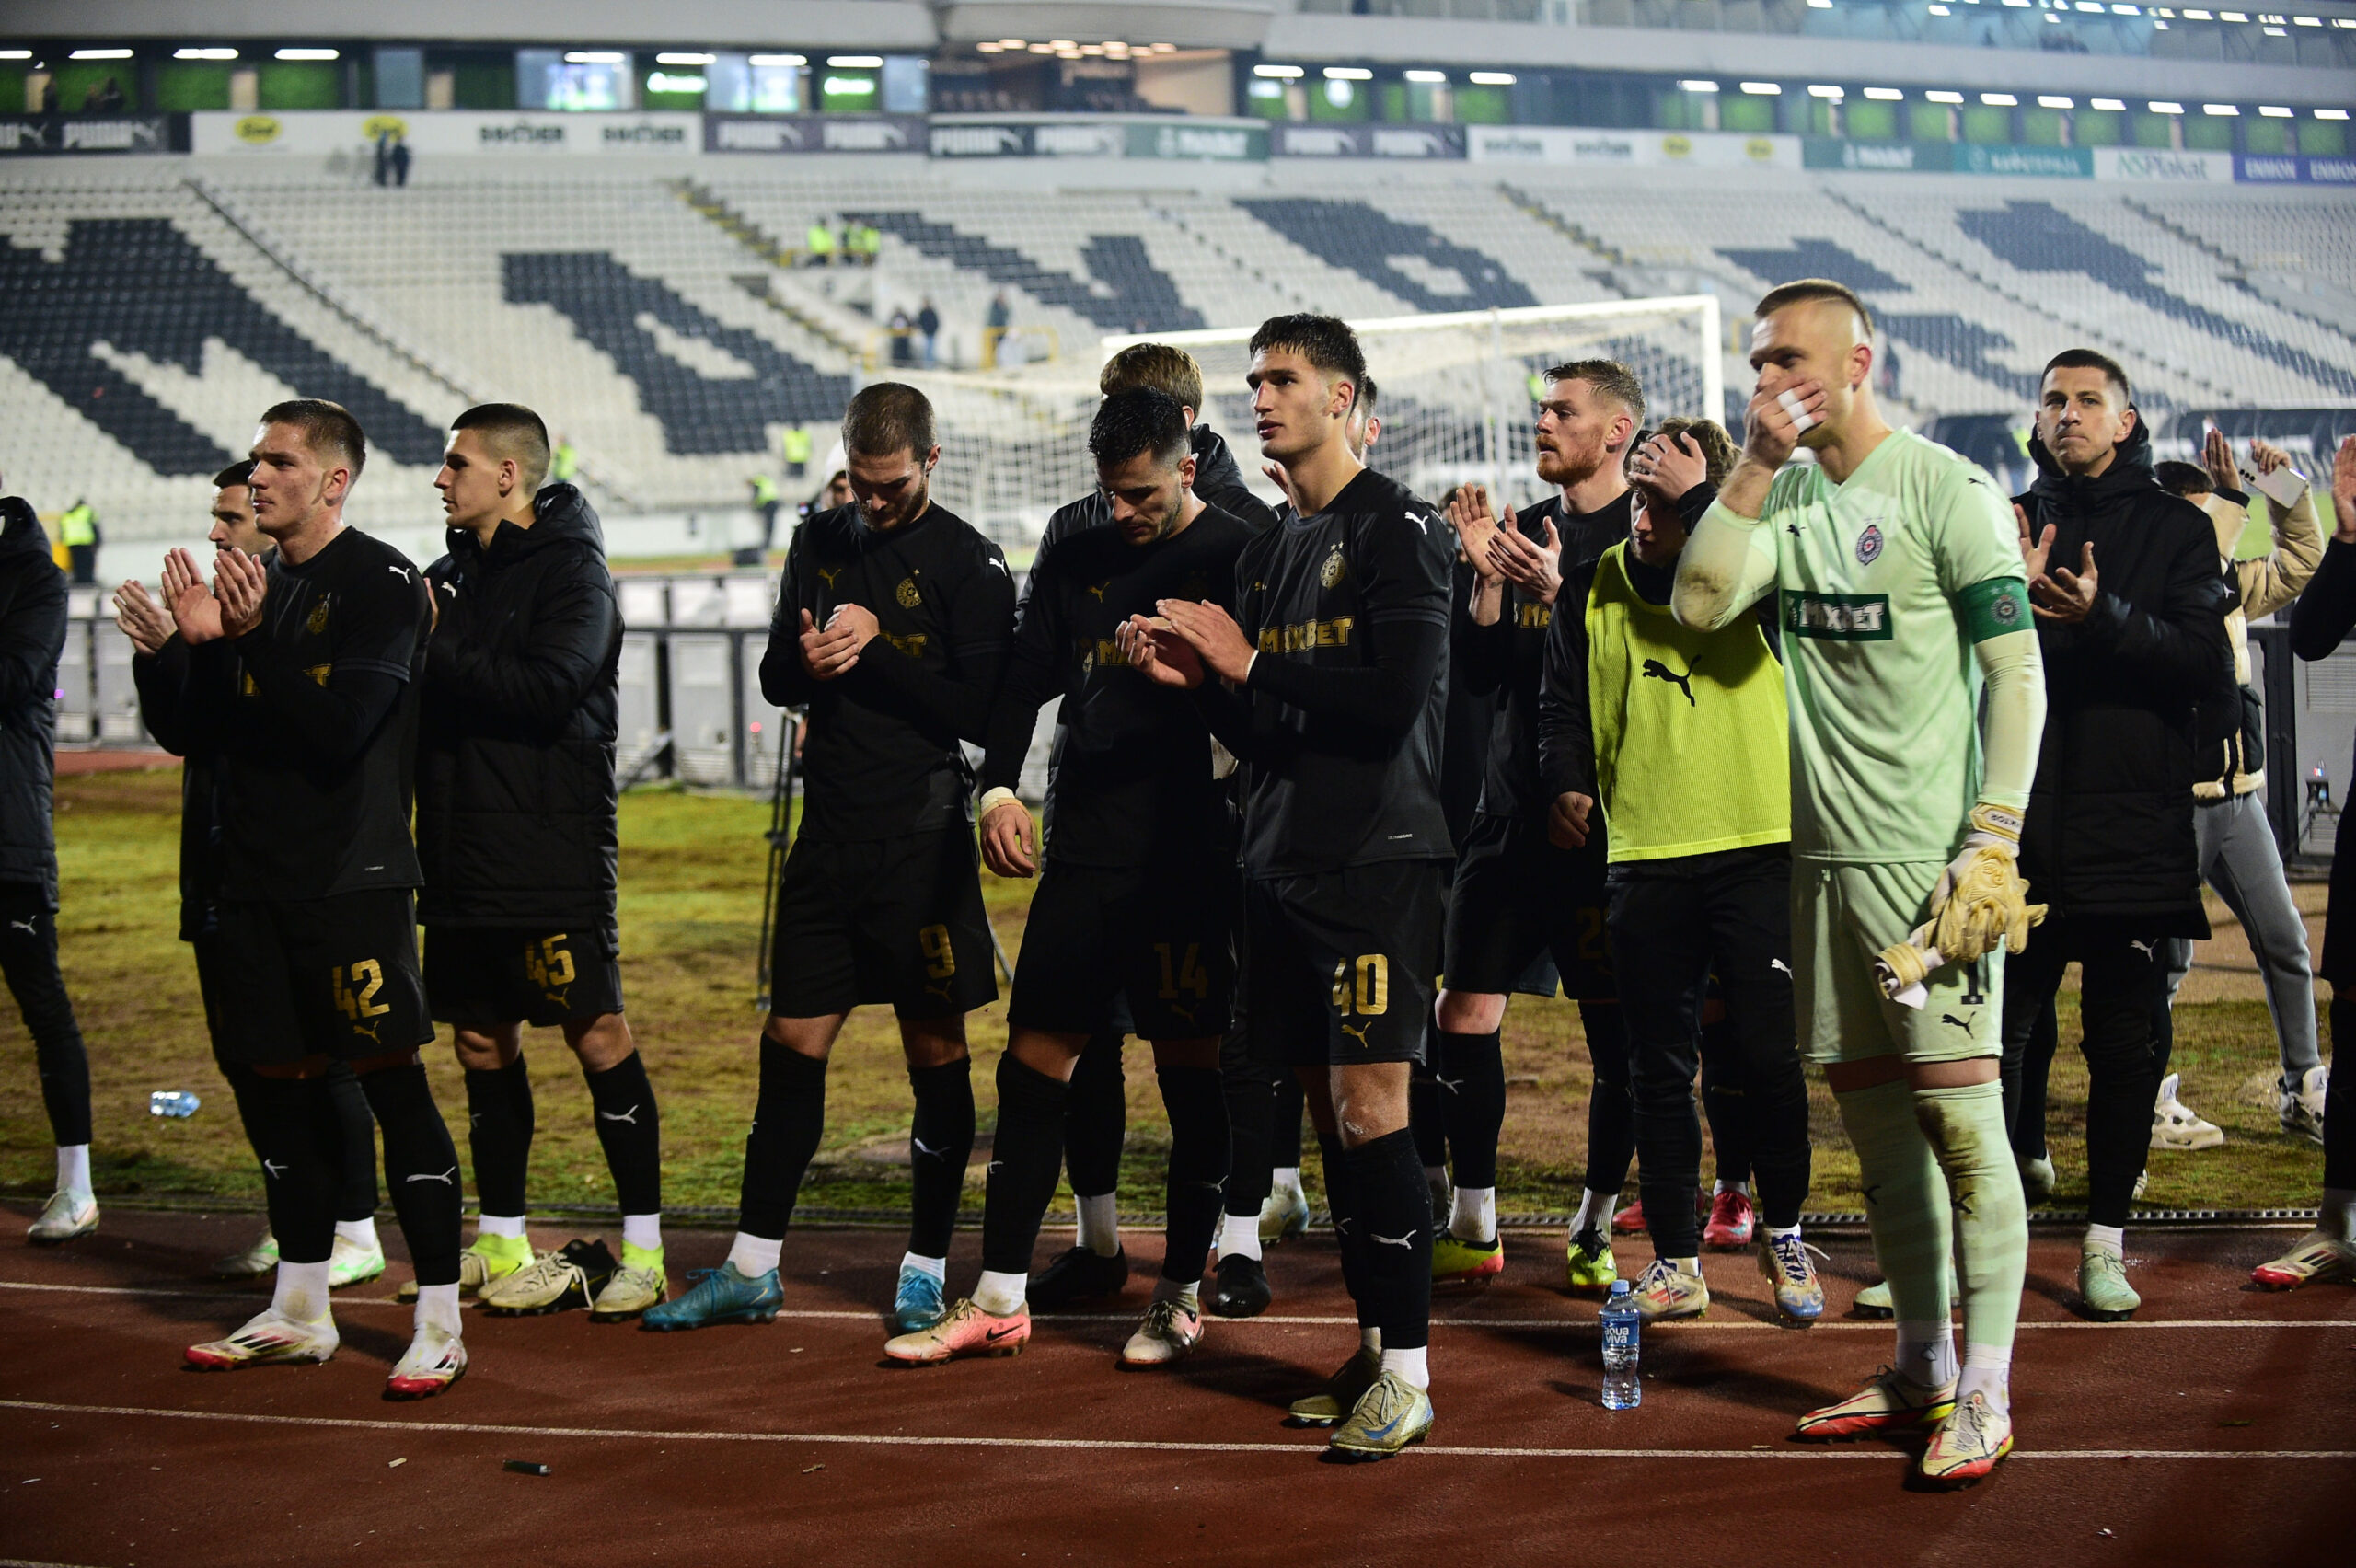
[1698,429,2029,865]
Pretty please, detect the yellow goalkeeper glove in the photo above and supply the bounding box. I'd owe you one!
[1928,803,2045,963]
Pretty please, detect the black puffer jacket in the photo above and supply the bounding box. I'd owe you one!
[2013,423,2234,931]
[417,485,621,935]
[0,498,64,905]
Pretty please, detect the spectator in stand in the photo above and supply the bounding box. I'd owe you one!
[805,219,837,268]
[549,435,579,486]
[984,292,1011,370]
[390,135,410,188]
[889,308,913,368]
[2270,432,2356,1290]
[918,300,941,369]
[2152,432,2327,1147]
[374,129,393,188]
[2004,349,2234,1322]
[57,498,98,585]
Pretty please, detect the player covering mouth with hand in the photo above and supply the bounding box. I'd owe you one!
[1673,282,2046,1486]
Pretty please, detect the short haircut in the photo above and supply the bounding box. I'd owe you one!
[450,402,552,491]
[1544,359,1646,430]
[1653,416,1737,486]
[1249,314,1368,410]
[1753,278,1876,342]
[212,459,255,490]
[259,398,366,481]
[2155,459,2213,499]
[2043,347,2132,405]
[1089,386,1192,471]
[1357,375,1379,418]
[1101,343,1203,415]
[842,382,935,460]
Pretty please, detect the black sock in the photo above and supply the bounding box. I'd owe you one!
[1346,1127,1433,1352]
[585,1050,663,1219]
[246,1073,340,1265]
[1316,1127,1374,1330]
[463,1055,534,1217]
[1437,1029,1506,1191]
[1063,1031,1126,1198]
[907,1056,976,1260]
[980,1055,1069,1276]
[359,1061,463,1288]
[1271,1070,1305,1168]
[1156,1065,1230,1286]
[324,1061,379,1224]
[1409,1066,1448,1170]
[1220,1021,1276,1221]
[738,1040,826,1240]
[1580,1002,1636,1197]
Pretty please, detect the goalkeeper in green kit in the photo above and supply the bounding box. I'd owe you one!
[1674,281,2046,1488]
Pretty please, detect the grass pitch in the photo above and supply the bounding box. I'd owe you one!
[0,767,2326,1227]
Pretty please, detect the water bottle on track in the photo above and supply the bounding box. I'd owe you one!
[1600,1278,1641,1409]
[149,1090,201,1119]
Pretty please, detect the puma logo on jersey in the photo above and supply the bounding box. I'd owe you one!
[1641,658,1695,706]
[440,582,457,596]
[351,1020,381,1043]
[407,1167,458,1186]
[597,1106,640,1125]
[1771,959,1792,977]
[1942,1012,1976,1032]
[1086,581,1110,600]
[387,565,410,580]
[1340,1021,1372,1047]
[542,986,571,1009]
[924,979,954,1003]
[816,566,842,589]
[1168,1002,1196,1024]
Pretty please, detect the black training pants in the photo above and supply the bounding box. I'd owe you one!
[0,882,88,1147]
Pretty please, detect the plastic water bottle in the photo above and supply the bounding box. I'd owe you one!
[1600,1279,1641,1409]
[148,1090,201,1119]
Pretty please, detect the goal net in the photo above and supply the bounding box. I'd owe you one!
[919,295,1724,554]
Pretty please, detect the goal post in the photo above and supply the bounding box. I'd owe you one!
[922,294,1725,554]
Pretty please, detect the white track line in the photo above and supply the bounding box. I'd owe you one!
[0,1399,2346,1462]
[0,1279,2347,1332]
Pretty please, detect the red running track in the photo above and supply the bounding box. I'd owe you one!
[0,1205,2349,1567]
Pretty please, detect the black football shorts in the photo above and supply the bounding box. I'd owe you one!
[768,830,999,1020]
[208,891,433,1066]
[425,925,625,1031]
[1443,812,1614,1001]
[1009,859,1235,1040]
[1246,860,1447,1067]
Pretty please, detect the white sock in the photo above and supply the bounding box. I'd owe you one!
[1449,1186,1497,1245]
[973,1268,1027,1316]
[726,1231,783,1278]
[414,1282,462,1338]
[899,1251,947,1284]
[1569,1187,1611,1236]
[2084,1223,2125,1258]
[1270,1166,1302,1198]
[55,1144,91,1200]
[621,1214,663,1254]
[1896,1321,1958,1389]
[477,1213,527,1240]
[1958,1343,2011,1413]
[1714,1178,1750,1199]
[1669,1255,1702,1277]
[1380,1345,1430,1390]
[2321,1188,2356,1243]
[333,1216,379,1251]
[1358,1326,1382,1354]
[1151,1276,1202,1310]
[272,1258,333,1323]
[1768,1223,1802,1242]
[1076,1193,1121,1257]
[1218,1211,1263,1262]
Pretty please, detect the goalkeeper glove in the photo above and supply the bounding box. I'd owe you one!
[1874,804,2046,1004]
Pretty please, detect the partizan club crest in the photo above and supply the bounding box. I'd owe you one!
[1854,524,1884,566]
[1320,544,1346,589]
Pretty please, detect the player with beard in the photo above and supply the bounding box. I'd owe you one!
[156,400,466,1399]
[885,386,1253,1366]
[1022,344,1277,1317]
[1440,361,1640,1294]
[1124,314,1453,1459]
[119,464,385,1286]
[647,384,1015,1337]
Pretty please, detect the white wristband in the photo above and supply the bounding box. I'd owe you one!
[977,787,1022,820]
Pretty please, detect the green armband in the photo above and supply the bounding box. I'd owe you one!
[1958,577,2031,643]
